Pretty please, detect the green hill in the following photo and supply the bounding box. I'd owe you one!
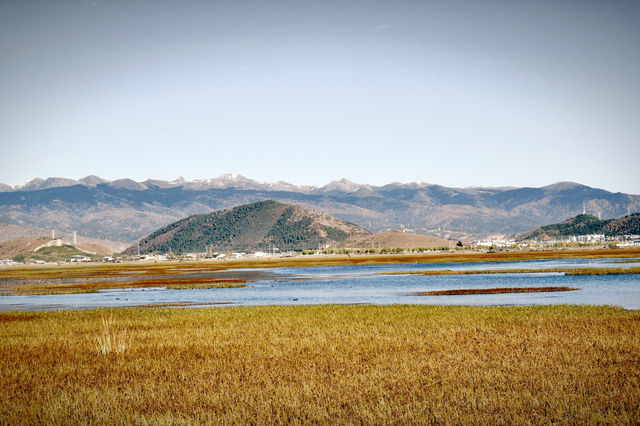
[520,213,640,240]
[126,200,371,254]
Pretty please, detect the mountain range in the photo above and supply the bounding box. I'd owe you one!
[1,175,639,243]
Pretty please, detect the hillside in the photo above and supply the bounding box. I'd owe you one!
[0,238,51,259]
[1,176,639,241]
[520,213,640,240]
[603,213,640,235]
[126,200,371,254]
[0,222,129,253]
[343,231,449,249]
[0,237,110,261]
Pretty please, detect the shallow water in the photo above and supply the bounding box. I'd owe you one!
[1,258,639,311]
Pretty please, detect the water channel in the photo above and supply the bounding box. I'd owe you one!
[1,257,639,311]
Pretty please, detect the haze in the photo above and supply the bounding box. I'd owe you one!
[1,0,639,193]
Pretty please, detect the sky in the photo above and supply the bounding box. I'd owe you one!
[1,0,639,193]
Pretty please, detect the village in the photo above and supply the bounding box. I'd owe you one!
[2,232,640,266]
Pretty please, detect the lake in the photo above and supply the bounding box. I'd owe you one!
[1,257,639,311]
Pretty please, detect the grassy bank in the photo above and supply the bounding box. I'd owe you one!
[1,305,638,423]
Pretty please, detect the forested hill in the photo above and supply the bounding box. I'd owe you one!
[520,213,640,240]
[125,200,370,254]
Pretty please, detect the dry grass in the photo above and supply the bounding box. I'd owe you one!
[95,314,129,355]
[382,266,640,277]
[410,286,578,296]
[0,277,247,295]
[566,267,640,275]
[1,305,639,423]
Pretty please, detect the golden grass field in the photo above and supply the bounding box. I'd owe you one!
[1,305,639,424]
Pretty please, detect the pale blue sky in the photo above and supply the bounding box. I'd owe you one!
[1,0,639,193]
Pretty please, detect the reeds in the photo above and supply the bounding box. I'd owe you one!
[1,277,247,295]
[94,314,129,355]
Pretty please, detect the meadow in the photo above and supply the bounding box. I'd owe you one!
[1,305,639,423]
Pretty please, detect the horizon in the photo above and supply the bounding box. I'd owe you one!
[2,1,639,194]
[1,174,637,195]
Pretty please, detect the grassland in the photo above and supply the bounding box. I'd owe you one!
[0,305,638,423]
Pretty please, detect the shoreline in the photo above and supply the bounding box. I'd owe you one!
[2,247,639,274]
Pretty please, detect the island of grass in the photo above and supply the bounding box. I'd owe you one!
[380,266,640,276]
[410,286,578,296]
[1,305,638,423]
[0,277,247,296]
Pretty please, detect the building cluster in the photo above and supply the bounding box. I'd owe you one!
[472,234,640,249]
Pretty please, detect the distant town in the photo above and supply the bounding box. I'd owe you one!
[2,232,639,266]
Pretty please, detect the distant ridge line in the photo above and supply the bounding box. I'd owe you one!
[0,175,630,195]
[1,176,638,242]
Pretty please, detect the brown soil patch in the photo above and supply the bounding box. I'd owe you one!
[411,286,579,296]
[344,231,448,249]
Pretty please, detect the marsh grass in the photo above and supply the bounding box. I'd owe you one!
[1,305,639,423]
[95,314,129,355]
[410,286,578,296]
[1,277,248,295]
[381,266,640,276]
[566,266,640,275]
[164,282,246,290]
